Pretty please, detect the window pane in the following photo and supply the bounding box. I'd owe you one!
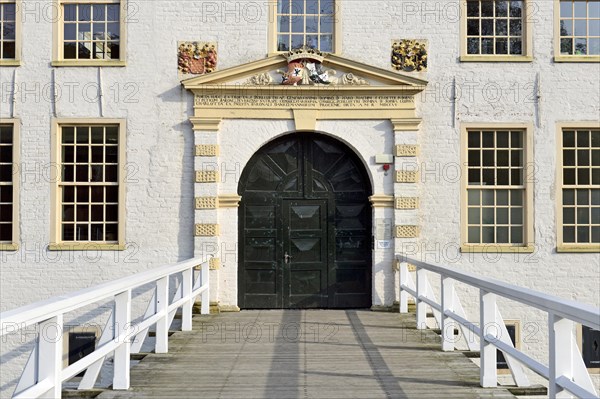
[468,227,480,243]
[564,189,575,205]
[574,1,587,17]
[509,0,523,17]
[511,226,523,244]
[575,38,587,55]
[278,16,290,33]
[511,207,523,224]
[563,226,576,243]
[496,1,509,17]
[561,1,573,17]
[574,19,587,36]
[468,190,480,205]
[589,39,600,55]
[497,227,509,243]
[468,208,480,224]
[78,5,91,21]
[467,1,479,17]
[563,207,575,224]
[590,1,600,18]
[468,19,479,35]
[560,19,573,36]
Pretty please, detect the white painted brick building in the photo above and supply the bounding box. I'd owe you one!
[0,0,599,394]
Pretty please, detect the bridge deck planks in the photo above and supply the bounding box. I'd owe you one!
[97,310,516,399]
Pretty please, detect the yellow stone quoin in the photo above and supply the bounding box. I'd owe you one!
[395,145,419,157]
[395,171,419,183]
[195,224,220,237]
[196,197,218,209]
[395,225,420,238]
[195,171,220,183]
[209,257,221,270]
[395,197,420,209]
[195,145,220,157]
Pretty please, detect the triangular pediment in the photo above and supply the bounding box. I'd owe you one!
[182,53,427,91]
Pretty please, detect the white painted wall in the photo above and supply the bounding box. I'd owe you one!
[1,0,599,394]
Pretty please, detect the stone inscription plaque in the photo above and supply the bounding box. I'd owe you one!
[195,94,412,109]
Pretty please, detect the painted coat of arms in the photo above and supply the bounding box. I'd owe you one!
[178,42,217,75]
[280,46,331,85]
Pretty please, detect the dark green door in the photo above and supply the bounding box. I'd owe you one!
[238,134,372,309]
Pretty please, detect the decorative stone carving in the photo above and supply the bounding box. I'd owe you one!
[178,42,217,75]
[245,73,273,85]
[395,171,418,183]
[395,145,419,157]
[195,145,219,157]
[395,225,420,238]
[395,197,420,210]
[195,224,220,237]
[195,171,219,183]
[196,197,217,209]
[392,40,427,72]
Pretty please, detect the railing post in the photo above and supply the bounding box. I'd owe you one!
[416,267,426,329]
[156,277,170,353]
[182,268,193,331]
[480,290,497,387]
[549,313,574,398]
[113,290,132,390]
[38,315,63,398]
[399,261,408,313]
[201,262,210,315]
[441,276,454,352]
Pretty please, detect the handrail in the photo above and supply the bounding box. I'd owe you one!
[0,257,203,335]
[0,256,211,398]
[397,256,600,330]
[396,254,600,399]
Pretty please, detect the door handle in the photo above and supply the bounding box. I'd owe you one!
[284,252,292,264]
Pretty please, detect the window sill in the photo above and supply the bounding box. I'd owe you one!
[0,60,21,67]
[51,60,126,67]
[460,55,533,63]
[554,55,600,63]
[0,243,19,251]
[460,245,535,253]
[49,243,126,251]
[556,245,600,253]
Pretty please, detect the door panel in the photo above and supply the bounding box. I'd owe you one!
[239,134,372,309]
[283,200,329,308]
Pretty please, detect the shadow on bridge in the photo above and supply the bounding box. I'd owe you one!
[97,310,516,399]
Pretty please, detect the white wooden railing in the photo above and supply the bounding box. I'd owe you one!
[397,254,600,399]
[0,256,210,398]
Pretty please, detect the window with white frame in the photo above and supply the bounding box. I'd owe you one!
[463,0,530,58]
[54,1,125,65]
[559,128,600,248]
[55,123,124,246]
[0,124,14,245]
[0,0,17,61]
[558,0,600,57]
[465,128,529,247]
[275,0,335,52]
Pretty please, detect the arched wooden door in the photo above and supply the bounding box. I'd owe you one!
[238,133,372,309]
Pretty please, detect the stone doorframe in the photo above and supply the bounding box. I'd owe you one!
[182,53,428,310]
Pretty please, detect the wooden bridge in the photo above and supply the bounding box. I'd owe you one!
[1,256,598,398]
[96,309,515,399]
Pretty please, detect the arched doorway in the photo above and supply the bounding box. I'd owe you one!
[238,133,373,309]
